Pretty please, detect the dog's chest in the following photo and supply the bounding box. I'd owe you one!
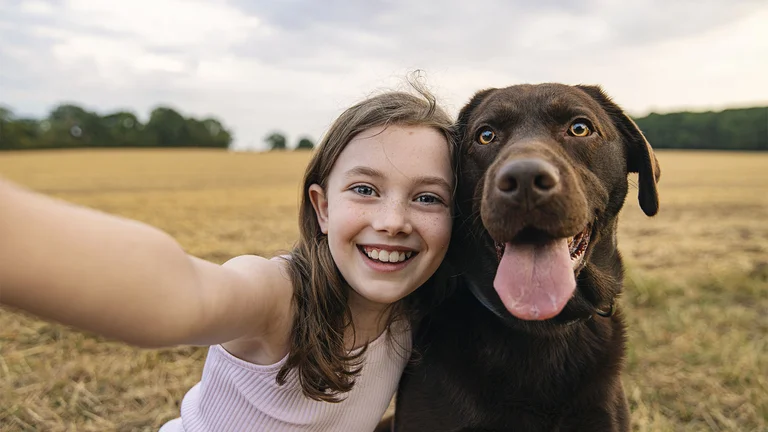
[412,290,616,422]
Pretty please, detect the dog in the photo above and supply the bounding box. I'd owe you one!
[386,83,660,431]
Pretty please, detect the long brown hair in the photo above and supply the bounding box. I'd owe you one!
[277,79,455,402]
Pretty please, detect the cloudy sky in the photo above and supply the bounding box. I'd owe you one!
[1,0,767,150]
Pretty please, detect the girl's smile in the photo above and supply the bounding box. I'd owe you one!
[358,244,418,272]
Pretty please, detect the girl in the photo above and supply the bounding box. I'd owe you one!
[0,86,456,431]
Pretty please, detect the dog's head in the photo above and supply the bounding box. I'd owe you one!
[450,83,660,328]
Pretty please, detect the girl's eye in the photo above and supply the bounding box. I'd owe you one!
[568,121,592,137]
[416,194,442,204]
[352,185,375,196]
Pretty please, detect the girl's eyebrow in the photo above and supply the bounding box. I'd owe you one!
[345,166,384,180]
[413,176,452,193]
[344,166,451,192]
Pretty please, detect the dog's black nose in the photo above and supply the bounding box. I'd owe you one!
[495,159,560,206]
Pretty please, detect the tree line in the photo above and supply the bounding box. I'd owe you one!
[0,104,234,150]
[264,132,315,151]
[634,106,768,151]
[1,102,765,151]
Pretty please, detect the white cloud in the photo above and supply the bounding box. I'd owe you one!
[19,0,56,15]
[541,6,768,115]
[64,0,264,48]
[1,0,767,150]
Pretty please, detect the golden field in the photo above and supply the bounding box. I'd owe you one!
[0,149,766,431]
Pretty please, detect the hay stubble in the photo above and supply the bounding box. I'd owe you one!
[0,149,765,431]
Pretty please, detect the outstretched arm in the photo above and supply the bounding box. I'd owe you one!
[0,178,290,348]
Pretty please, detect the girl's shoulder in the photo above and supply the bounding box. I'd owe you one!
[219,254,296,364]
[222,254,294,291]
[222,254,296,311]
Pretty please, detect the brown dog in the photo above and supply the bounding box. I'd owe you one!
[386,84,660,431]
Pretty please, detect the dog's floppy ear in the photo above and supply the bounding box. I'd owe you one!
[577,85,661,216]
[456,88,497,139]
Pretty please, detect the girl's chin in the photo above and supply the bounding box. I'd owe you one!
[348,286,412,309]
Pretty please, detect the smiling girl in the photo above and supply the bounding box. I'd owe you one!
[0,84,455,431]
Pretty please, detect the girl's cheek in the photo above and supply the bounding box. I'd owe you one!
[429,214,453,244]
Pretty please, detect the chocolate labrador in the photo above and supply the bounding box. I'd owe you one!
[385,84,660,431]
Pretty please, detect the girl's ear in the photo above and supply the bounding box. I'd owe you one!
[308,184,329,234]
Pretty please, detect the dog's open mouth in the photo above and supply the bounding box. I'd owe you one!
[492,223,593,321]
[567,223,592,267]
[496,223,592,268]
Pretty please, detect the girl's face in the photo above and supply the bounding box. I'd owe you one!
[309,125,453,310]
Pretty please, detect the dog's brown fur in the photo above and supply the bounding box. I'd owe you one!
[383,84,660,432]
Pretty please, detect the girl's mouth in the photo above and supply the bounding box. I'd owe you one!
[357,245,418,265]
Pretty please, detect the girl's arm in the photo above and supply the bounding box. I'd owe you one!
[0,178,291,348]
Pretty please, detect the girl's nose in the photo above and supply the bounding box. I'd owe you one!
[371,202,413,236]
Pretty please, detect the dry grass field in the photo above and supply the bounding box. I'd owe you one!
[0,149,766,431]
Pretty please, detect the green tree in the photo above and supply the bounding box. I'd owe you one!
[634,106,768,151]
[144,106,188,147]
[183,117,232,148]
[0,103,237,150]
[0,117,40,150]
[0,106,13,149]
[201,118,233,148]
[0,106,12,122]
[265,132,287,151]
[184,118,210,147]
[295,137,315,150]
[41,103,108,148]
[102,111,143,147]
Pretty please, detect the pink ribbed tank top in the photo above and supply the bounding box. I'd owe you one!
[159,320,411,432]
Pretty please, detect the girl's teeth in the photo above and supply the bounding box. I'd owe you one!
[364,248,412,263]
[378,250,390,262]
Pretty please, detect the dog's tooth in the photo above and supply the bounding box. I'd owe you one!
[369,249,379,259]
[378,250,390,262]
[398,252,406,262]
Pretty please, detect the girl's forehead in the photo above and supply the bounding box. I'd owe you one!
[332,125,452,182]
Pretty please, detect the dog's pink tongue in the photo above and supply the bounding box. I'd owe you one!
[493,239,576,320]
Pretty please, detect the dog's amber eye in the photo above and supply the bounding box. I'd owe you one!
[569,122,591,137]
[477,127,496,145]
